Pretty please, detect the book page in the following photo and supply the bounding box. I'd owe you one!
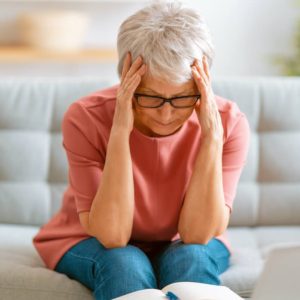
[112,288,166,299]
[161,281,243,300]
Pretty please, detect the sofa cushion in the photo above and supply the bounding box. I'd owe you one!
[1,224,300,299]
[0,224,93,300]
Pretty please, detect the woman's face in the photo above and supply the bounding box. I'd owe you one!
[133,74,198,137]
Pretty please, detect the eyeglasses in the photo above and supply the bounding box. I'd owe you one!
[134,93,201,108]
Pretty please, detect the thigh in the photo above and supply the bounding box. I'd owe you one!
[55,237,158,299]
[149,238,231,289]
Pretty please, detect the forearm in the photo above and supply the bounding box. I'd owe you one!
[89,126,134,247]
[178,139,225,244]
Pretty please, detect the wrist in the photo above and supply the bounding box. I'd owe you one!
[110,125,131,139]
[201,135,223,149]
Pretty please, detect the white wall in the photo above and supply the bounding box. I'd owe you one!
[188,0,300,77]
[0,0,299,80]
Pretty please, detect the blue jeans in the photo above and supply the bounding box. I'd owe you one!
[55,237,231,300]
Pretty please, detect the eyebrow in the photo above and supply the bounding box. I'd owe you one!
[137,88,196,97]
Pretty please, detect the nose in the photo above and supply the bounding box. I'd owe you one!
[157,102,175,122]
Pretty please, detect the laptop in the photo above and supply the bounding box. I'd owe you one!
[250,244,300,300]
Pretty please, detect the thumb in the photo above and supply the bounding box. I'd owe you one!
[194,100,201,113]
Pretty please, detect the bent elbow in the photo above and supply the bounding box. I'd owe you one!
[102,239,128,249]
[182,237,210,245]
[180,231,210,245]
[94,234,129,249]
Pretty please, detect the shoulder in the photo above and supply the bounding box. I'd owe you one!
[78,83,119,109]
[215,94,250,141]
[215,94,244,118]
[62,84,120,148]
[63,84,119,127]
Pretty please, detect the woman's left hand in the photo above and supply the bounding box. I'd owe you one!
[191,56,224,144]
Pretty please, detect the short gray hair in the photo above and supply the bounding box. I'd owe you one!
[117,0,215,84]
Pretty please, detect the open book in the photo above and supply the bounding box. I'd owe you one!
[113,281,243,300]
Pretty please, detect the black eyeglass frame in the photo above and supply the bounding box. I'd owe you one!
[133,93,201,108]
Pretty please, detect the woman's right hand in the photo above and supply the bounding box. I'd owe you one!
[112,52,147,134]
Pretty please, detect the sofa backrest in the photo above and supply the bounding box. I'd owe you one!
[0,77,299,228]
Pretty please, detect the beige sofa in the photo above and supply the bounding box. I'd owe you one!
[0,77,300,299]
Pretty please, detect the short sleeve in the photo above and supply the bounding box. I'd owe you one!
[222,113,250,214]
[62,102,105,214]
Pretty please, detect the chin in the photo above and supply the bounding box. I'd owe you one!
[150,122,182,137]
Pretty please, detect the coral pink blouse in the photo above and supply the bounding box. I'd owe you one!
[33,84,250,270]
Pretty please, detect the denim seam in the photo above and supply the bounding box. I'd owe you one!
[212,247,231,273]
[68,250,99,265]
[67,250,102,286]
[93,280,105,298]
[202,246,220,274]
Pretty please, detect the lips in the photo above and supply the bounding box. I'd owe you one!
[154,120,174,126]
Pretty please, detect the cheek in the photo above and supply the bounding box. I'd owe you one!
[179,108,194,121]
[134,106,153,121]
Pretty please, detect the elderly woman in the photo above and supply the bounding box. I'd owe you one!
[33,1,250,299]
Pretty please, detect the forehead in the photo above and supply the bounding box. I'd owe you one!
[138,73,196,93]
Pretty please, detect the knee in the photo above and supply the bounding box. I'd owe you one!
[157,243,220,286]
[92,244,158,299]
[161,242,206,262]
[164,243,218,271]
[176,243,208,261]
[108,245,154,272]
[93,244,158,288]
